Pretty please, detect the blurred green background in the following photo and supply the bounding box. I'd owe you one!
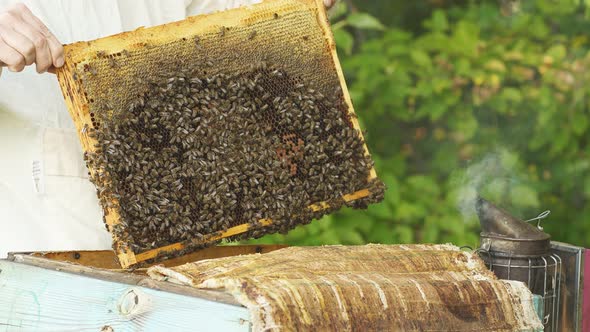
[247,0,590,249]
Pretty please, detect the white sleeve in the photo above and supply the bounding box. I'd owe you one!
[186,0,261,16]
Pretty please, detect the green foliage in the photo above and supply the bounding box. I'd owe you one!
[345,13,386,31]
[247,1,590,248]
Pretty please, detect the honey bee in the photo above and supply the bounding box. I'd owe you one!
[248,30,257,40]
[87,64,382,256]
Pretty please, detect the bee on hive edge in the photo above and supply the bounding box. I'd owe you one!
[248,30,257,40]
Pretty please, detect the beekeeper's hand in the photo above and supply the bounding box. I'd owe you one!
[324,0,337,9]
[0,3,64,76]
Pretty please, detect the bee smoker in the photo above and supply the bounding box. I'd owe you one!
[475,196,562,331]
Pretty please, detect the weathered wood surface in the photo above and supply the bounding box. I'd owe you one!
[15,244,287,270]
[149,244,545,332]
[0,256,250,331]
[9,255,239,305]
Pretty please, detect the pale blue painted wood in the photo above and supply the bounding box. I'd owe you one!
[532,295,544,332]
[0,260,250,332]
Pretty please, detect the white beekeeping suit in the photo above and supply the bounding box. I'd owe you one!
[0,0,259,258]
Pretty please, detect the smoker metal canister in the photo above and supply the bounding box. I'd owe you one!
[476,196,551,258]
[476,196,561,331]
[475,196,553,296]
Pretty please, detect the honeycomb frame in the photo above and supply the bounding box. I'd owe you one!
[56,0,380,268]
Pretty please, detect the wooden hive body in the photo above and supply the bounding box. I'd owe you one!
[56,0,384,268]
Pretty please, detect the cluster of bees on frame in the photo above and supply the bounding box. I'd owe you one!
[82,28,385,254]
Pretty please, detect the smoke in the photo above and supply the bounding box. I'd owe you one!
[454,149,520,221]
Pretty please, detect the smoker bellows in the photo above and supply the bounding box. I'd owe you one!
[55,0,384,268]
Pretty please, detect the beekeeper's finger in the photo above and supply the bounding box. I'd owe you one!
[17,3,64,68]
[0,23,36,66]
[0,37,26,72]
[324,0,336,9]
[11,18,52,72]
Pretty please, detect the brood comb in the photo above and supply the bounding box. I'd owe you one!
[56,0,385,268]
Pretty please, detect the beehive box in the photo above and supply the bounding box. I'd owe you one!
[56,0,385,268]
[0,245,545,331]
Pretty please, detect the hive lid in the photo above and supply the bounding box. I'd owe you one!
[476,196,550,257]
